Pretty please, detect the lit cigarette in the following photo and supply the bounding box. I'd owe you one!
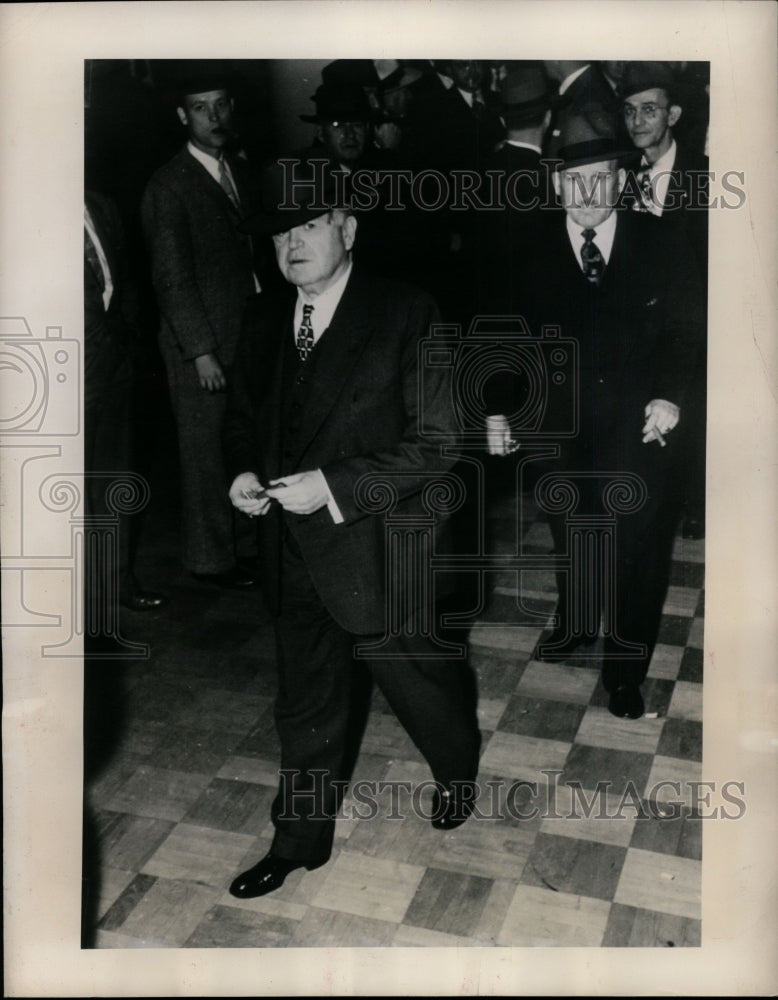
[654,427,666,447]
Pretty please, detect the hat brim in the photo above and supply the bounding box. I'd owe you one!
[553,139,637,171]
[238,203,340,237]
[500,94,551,120]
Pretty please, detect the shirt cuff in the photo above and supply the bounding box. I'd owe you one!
[320,470,344,525]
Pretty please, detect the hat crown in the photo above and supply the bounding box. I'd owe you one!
[620,61,676,101]
[310,81,372,120]
[500,66,548,107]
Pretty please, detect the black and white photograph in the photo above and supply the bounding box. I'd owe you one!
[2,2,776,996]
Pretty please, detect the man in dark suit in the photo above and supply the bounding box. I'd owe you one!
[486,116,705,720]
[543,60,624,160]
[222,157,481,898]
[84,190,166,630]
[141,75,261,587]
[620,61,709,539]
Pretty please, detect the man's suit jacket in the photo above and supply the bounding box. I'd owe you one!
[487,209,705,479]
[223,267,458,634]
[84,191,136,408]
[657,142,709,283]
[141,146,259,367]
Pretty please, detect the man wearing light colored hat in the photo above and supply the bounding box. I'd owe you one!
[220,156,481,898]
[485,113,705,721]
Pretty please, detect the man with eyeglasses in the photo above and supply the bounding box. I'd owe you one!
[621,61,709,540]
[484,114,705,720]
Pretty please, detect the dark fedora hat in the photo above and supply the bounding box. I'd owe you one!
[554,106,634,170]
[299,81,375,124]
[238,155,350,237]
[499,64,551,122]
[620,61,678,102]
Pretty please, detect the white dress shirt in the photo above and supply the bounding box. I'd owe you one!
[566,210,618,270]
[84,206,114,310]
[292,261,354,524]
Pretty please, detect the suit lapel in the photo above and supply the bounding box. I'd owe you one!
[178,147,242,219]
[292,270,376,458]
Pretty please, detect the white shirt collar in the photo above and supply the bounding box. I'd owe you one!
[566,210,618,269]
[643,138,677,175]
[558,64,591,96]
[293,261,353,345]
[187,140,231,185]
[505,140,542,154]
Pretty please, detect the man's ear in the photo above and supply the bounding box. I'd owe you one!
[616,167,627,195]
[551,170,561,198]
[176,106,188,128]
[668,104,682,129]
[343,213,358,251]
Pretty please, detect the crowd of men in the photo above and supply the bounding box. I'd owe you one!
[84,58,709,896]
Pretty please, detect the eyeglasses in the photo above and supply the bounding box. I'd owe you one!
[623,103,669,121]
[326,121,368,131]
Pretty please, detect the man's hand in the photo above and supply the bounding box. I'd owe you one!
[229,472,271,518]
[486,415,520,456]
[642,399,680,446]
[267,470,330,515]
[194,353,226,392]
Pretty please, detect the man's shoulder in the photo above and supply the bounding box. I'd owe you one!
[349,267,438,315]
[144,146,199,192]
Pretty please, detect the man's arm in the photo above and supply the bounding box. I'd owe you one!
[140,175,220,362]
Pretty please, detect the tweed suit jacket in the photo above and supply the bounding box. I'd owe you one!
[141,146,259,367]
[224,267,458,634]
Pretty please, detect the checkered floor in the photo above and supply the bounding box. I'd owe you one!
[84,461,704,949]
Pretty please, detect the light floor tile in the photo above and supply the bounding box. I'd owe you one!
[574,706,664,755]
[647,643,684,681]
[667,681,703,722]
[96,867,136,921]
[661,586,699,618]
[142,823,257,888]
[497,884,611,947]
[215,756,279,786]
[469,624,540,653]
[687,617,705,649]
[479,731,571,782]
[392,924,478,947]
[644,756,703,809]
[672,537,705,564]
[517,661,600,704]
[106,766,211,822]
[118,878,220,947]
[311,852,424,923]
[541,786,638,848]
[614,848,701,921]
[478,696,511,731]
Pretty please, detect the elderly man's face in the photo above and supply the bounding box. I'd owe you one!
[177,89,234,156]
[272,210,357,297]
[554,159,625,229]
[623,87,681,152]
[319,120,368,166]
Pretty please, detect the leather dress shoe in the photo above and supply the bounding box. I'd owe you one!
[119,589,168,612]
[192,566,256,589]
[534,630,597,662]
[431,782,476,831]
[229,853,326,899]
[608,684,645,720]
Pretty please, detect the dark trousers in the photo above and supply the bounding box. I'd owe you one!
[164,352,255,574]
[546,446,682,690]
[270,533,482,864]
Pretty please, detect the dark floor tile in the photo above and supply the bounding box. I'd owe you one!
[235,704,283,758]
[150,726,243,773]
[602,902,701,947]
[630,805,702,860]
[483,592,555,629]
[641,678,676,718]
[656,718,702,762]
[696,590,705,616]
[561,743,655,798]
[185,904,298,948]
[184,778,275,834]
[470,648,528,698]
[656,614,693,647]
[498,694,586,742]
[97,873,157,931]
[669,561,705,589]
[95,811,176,871]
[403,868,493,937]
[677,647,704,684]
[520,832,627,901]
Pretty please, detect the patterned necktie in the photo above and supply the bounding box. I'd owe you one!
[637,168,657,213]
[296,304,314,361]
[218,157,240,210]
[580,228,605,286]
